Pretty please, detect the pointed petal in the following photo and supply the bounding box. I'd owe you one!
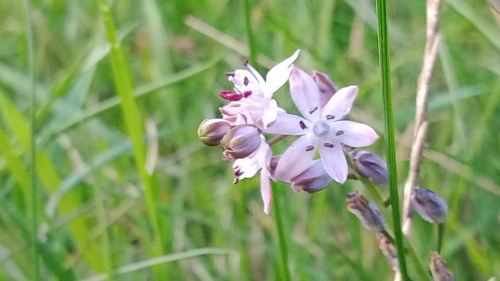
[265,49,301,96]
[274,134,316,181]
[263,112,309,135]
[260,169,273,214]
[319,143,348,183]
[321,85,359,121]
[312,71,338,108]
[289,66,322,120]
[333,120,379,147]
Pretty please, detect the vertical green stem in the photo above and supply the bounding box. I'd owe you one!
[271,182,291,281]
[242,0,257,65]
[22,0,39,279]
[437,223,445,253]
[374,0,409,279]
[97,0,165,276]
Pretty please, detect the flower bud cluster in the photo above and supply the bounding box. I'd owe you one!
[198,50,382,214]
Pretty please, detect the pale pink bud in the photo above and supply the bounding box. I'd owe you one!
[221,125,261,160]
[411,188,448,224]
[346,192,386,232]
[349,149,388,186]
[429,252,456,281]
[290,160,332,193]
[197,119,231,146]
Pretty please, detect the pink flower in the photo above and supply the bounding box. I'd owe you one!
[232,135,273,214]
[264,66,379,183]
[220,50,300,129]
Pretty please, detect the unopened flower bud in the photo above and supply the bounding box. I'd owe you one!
[349,149,388,186]
[197,119,231,146]
[429,252,457,281]
[291,160,332,193]
[221,125,261,160]
[346,192,386,231]
[411,188,448,224]
[312,71,338,107]
[377,233,398,271]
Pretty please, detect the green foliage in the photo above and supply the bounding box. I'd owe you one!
[0,0,499,280]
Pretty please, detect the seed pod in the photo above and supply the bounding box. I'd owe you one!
[429,252,457,281]
[197,119,231,146]
[221,125,261,160]
[411,188,448,224]
[346,192,386,232]
[349,149,388,186]
[377,233,399,272]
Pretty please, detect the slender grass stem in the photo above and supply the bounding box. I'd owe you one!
[271,182,291,281]
[22,0,39,279]
[374,0,409,279]
[436,223,445,253]
[97,0,165,277]
[243,0,257,65]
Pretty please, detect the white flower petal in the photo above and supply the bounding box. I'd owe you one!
[333,120,379,147]
[321,85,359,121]
[289,66,322,121]
[260,169,273,214]
[263,112,309,135]
[319,143,348,183]
[265,49,300,97]
[274,134,316,181]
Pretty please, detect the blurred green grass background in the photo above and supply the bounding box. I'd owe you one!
[0,0,499,280]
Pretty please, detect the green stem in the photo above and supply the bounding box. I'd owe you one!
[242,0,257,65]
[437,223,445,253]
[374,0,409,279]
[271,182,291,281]
[22,0,39,279]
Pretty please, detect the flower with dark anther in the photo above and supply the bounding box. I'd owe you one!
[231,135,273,214]
[197,118,232,146]
[349,149,388,186]
[346,192,386,232]
[411,188,448,224]
[221,125,261,160]
[290,160,333,193]
[219,50,300,129]
[429,252,457,281]
[264,66,379,183]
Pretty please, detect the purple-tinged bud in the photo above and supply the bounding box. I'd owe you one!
[312,71,338,108]
[221,125,261,160]
[349,149,388,186]
[429,252,457,281]
[411,188,448,224]
[377,233,398,271]
[291,160,332,193]
[346,192,386,232]
[197,119,231,146]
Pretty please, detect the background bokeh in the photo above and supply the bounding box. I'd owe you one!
[0,0,499,280]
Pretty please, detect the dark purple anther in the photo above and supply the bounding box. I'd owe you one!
[225,72,235,77]
[336,130,344,136]
[324,142,334,148]
[309,106,318,114]
[305,145,314,151]
[299,121,308,130]
[326,115,335,120]
[243,59,249,67]
[244,76,249,86]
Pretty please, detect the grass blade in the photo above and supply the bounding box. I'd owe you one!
[374,0,409,279]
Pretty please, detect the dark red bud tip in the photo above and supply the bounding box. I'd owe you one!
[243,59,249,67]
[225,72,235,77]
[219,90,244,101]
[243,91,252,98]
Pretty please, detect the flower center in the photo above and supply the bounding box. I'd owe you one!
[313,121,330,137]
